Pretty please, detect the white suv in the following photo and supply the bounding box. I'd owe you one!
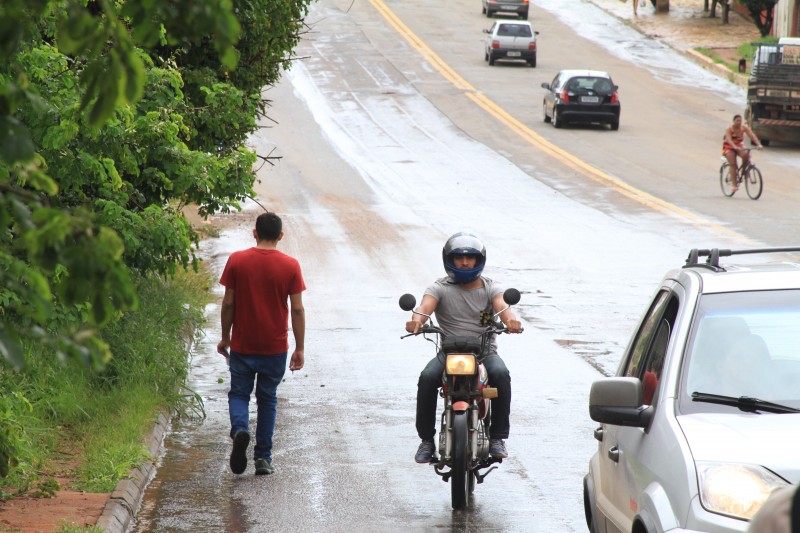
[584,247,800,533]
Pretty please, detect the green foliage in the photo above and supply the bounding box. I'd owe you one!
[0,0,311,371]
[738,0,777,37]
[738,35,778,60]
[0,270,210,496]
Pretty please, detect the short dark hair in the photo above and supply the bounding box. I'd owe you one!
[733,114,742,121]
[255,212,282,242]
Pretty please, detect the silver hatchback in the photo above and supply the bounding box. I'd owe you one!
[483,20,538,67]
[585,247,800,533]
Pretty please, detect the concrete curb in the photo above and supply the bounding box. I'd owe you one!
[95,411,171,533]
[683,48,750,89]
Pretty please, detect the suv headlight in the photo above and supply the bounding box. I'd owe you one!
[445,354,476,375]
[696,462,788,520]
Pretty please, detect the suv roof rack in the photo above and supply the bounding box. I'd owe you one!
[684,247,800,271]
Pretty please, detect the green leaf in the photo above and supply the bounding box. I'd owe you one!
[0,116,35,164]
[0,324,24,371]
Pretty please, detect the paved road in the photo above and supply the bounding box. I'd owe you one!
[130,0,797,531]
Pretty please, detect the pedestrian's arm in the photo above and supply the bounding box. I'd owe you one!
[406,294,438,333]
[217,287,235,356]
[493,293,523,334]
[289,292,305,371]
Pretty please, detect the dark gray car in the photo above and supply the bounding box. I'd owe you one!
[541,69,620,130]
[482,0,529,19]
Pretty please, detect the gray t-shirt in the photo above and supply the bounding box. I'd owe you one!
[425,276,504,352]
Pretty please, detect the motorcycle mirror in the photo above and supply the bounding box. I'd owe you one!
[503,288,521,306]
[399,293,417,311]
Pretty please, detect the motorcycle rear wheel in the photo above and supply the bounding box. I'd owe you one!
[451,412,471,509]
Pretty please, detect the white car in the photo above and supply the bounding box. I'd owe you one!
[585,247,800,533]
[483,20,538,67]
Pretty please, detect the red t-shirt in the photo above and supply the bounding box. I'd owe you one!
[220,247,306,355]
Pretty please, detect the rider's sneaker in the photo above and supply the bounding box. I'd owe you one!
[490,438,508,458]
[254,458,275,475]
[415,440,436,463]
[229,430,250,474]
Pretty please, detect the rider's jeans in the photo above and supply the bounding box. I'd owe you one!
[228,351,287,462]
[416,351,512,441]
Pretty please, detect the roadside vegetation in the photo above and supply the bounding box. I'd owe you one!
[695,35,778,75]
[1,0,311,502]
[1,269,209,499]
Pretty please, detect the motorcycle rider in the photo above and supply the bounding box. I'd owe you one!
[405,232,523,463]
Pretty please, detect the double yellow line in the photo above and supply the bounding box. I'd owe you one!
[367,0,750,243]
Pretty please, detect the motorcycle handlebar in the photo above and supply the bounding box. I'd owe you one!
[400,323,508,340]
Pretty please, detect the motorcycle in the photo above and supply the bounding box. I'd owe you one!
[399,288,521,510]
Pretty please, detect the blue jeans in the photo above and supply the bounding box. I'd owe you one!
[228,351,287,462]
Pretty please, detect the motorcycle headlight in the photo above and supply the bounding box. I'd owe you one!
[445,354,476,375]
[696,461,788,520]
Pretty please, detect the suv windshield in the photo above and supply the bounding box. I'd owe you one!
[680,289,800,413]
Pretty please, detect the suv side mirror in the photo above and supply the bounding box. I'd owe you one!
[541,82,551,90]
[589,377,653,428]
[483,29,490,34]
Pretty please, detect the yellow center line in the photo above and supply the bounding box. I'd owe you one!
[367,0,752,244]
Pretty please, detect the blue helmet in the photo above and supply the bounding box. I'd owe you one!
[442,232,486,284]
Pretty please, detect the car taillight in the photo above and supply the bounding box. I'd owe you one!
[528,42,536,51]
[492,40,500,49]
[610,90,618,103]
[559,89,569,102]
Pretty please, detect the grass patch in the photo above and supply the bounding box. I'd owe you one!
[695,36,780,74]
[0,266,212,499]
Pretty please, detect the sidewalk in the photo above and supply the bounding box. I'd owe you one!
[587,0,763,87]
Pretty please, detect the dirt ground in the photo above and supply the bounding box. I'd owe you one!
[0,1,761,532]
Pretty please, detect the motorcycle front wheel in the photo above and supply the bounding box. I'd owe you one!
[451,411,471,510]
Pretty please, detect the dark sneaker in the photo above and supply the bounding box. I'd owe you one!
[415,440,436,463]
[230,430,250,474]
[489,438,508,459]
[254,458,275,475]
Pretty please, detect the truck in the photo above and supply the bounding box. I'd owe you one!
[745,37,800,146]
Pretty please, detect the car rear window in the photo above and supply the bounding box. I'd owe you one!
[565,77,614,94]
[497,24,533,37]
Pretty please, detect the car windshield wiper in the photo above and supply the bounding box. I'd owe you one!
[692,392,800,414]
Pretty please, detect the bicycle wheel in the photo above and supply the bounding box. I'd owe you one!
[745,165,763,200]
[719,163,735,197]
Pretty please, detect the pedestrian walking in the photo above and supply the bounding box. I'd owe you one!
[217,211,306,476]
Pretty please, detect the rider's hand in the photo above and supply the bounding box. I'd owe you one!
[406,320,422,334]
[506,319,523,334]
[757,145,764,151]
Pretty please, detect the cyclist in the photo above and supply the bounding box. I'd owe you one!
[722,114,763,192]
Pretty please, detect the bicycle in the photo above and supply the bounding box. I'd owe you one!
[719,148,763,200]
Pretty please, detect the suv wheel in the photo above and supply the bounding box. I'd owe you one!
[488,53,496,66]
[520,10,528,19]
[610,119,619,131]
[543,102,551,123]
[528,53,536,68]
